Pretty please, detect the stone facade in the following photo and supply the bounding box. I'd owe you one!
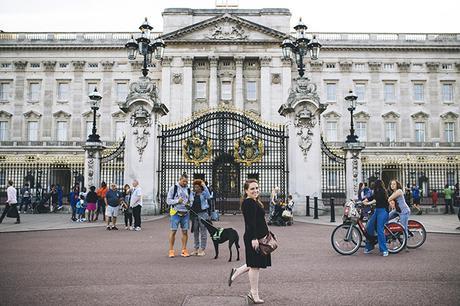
[0,8,459,201]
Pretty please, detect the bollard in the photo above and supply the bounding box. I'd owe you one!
[314,197,319,219]
[330,197,335,222]
[306,196,310,217]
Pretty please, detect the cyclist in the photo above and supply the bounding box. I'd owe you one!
[363,179,389,257]
[388,179,411,240]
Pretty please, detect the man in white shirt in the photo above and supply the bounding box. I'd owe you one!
[0,180,20,224]
[129,179,142,231]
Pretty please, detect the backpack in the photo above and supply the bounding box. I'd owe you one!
[170,185,191,216]
[172,184,191,199]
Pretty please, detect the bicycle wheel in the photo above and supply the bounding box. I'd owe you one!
[406,220,427,249]
[331,224,362,255]
[385,222,407,254]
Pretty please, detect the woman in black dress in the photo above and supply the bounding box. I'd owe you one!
[228,179,270,304]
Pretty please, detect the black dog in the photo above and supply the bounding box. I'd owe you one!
[200,219,240,262]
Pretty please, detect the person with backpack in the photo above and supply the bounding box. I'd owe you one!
[166,173,191,258]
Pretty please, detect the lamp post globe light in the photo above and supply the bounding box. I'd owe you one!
[87,87,102,143]
[125,17,165,77]
[281,18,321,77]
[345,90,359,143]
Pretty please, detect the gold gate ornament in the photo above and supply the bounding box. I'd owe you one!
[182,132,212,166]
[234,134,264,166]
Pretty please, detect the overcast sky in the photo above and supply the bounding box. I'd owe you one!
[0,0,459,33]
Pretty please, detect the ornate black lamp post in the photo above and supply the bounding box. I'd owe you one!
[87,87,102,142]
[281,18,321,77]
[125,17,165,77]
[345,90,359,143]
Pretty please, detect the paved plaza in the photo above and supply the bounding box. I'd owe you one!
[0,214,459,306]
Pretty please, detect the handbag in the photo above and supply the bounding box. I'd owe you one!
[6,204,19,218]
[258,231,278,256]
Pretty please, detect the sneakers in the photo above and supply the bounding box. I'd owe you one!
[112,226,118,230]
[181,249,190,257]
[168,250,175,258]
[190,249,199,256]
[364,248,373,254]
[382,251,389,257]
[134,227,141,231]
[125,226,129,230]
[129,226,134,231]
[197,249,206,256]
[106,226,111,231]
[14,221,21,224]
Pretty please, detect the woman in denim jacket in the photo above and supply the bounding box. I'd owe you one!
[189,179,211,256]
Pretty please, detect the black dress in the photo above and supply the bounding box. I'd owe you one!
[242,198,271,268]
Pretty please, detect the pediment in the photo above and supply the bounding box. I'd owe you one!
[0,110,13,118]
[111,111,126,118]
[23,110,42,119]
[411,111,429,119]
[381,111,400,119]
[322,111,341,119]
[53,110,71,118]
[354,111,370,120]
[440,111,459,120]
[161,13,286,43]
[81,111,101,118]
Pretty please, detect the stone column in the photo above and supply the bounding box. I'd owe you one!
[100,61,114,140]
[234,56,244,110]
[182,56,193,118]
[118,76,168,214]
[343,143,364,200]
[12,61,27,140]
[83,142,105,190]
[281,58,292,106]
[209,56,218,108]
[260,56,272,120]
[160,57,172,111]
[279,77,327,215]
[71,61,85,140]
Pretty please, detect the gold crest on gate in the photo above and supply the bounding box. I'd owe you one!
[234,134,264,166]
[182,132,212,166]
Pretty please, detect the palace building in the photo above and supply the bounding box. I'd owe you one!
[0,8,459,210]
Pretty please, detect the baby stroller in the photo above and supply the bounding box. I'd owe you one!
[282,200,294,226]
[33,193,51,214]
[268,203,287,226]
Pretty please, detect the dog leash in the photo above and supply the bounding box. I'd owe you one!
[189,208,220,232]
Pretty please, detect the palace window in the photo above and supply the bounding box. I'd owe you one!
[221,81,232,100]
[59,63,69,69]
[86,81,99,96]
[441,63,453,70]
[356,122,367,142]
[86,121,93,139]
[30,63,40,69]
[0,82,10,101]
[27,121,39,141]
[385,122,396,142]
[115,121,125,140]
[445,122,455,142]
[116,82,128,102]
[383,63,394,71]
[384,83,396,102]
[56,121,68,141]
[355,83,366,103]
[325,121,338,141]
[442,83,454,102]
[413,83,424,102]
[354,63,365,71]
[246,81,257,101]
[326,83,337,102]
[195,81,207,100]
[57,82,70,101]
[88,63,99,68]
[1,63,11,68]
[326,63,336,69]
[28,82,41,102]
[415,122,425,142]
[0,121,8,141]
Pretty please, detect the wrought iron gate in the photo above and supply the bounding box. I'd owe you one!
[100,137,125,190]
[159,109,288,214]
[321,137,346,199]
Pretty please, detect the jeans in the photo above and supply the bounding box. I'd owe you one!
[133,205,141,228]
[445,199,454,214]
[365,208,389,253]
[19,197,31,212]
[124,211,133,227]
[191,212,208,250]
[389,209,410,238]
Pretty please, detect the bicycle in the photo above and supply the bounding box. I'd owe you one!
[389,215,427,249]
[331,200,407,255]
